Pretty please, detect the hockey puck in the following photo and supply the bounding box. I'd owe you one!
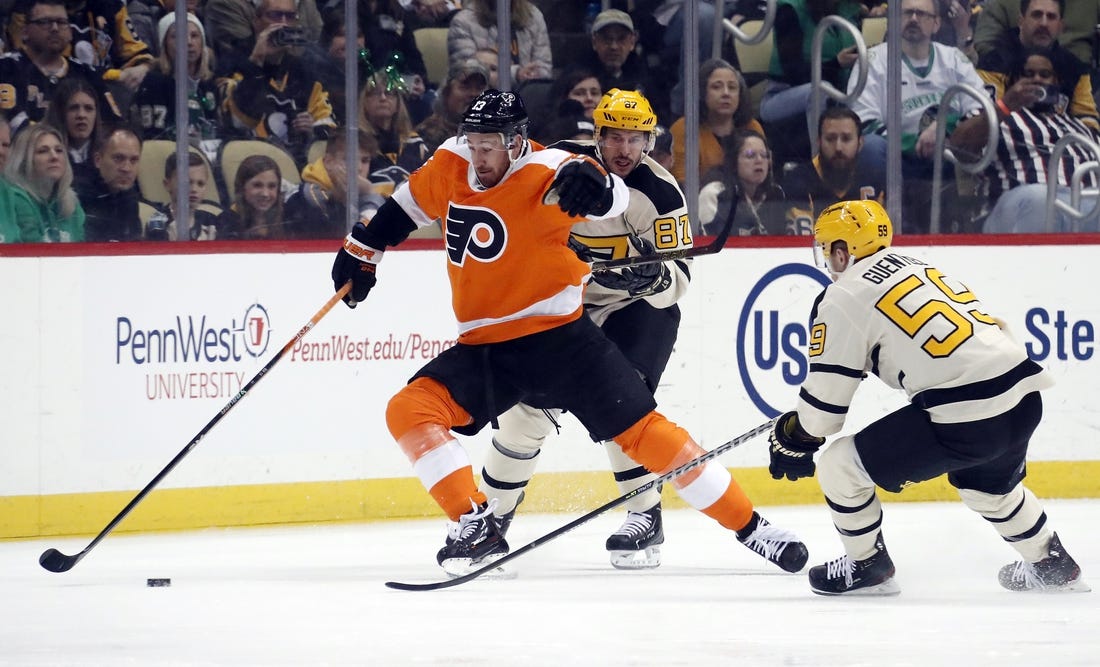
[146,578,171,587]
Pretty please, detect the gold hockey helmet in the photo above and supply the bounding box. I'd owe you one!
[593,88,657,151]
[813,199,893,272]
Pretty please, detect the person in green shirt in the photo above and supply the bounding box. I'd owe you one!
[3,123,85,243]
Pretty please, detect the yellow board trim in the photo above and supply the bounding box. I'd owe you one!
[4,461,1098,539]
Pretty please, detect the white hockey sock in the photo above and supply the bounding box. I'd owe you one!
[603,440,661,513]
[477,403,555,517]
[818,436,884,560]
[957,484,1051,562]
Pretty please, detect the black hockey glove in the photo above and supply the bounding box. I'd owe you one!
[591,234,672,297]
[550,155,614,217]
[331,222,383,308]
[768,411,825,482]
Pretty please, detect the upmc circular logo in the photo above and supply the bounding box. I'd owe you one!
[243,303,271,358]
[736,263,831,417]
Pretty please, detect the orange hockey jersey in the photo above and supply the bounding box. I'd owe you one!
[390,138,628,345]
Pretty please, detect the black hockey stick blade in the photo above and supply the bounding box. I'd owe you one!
[384,417,777,591]
[38,284,351,573]
[590,197,735,272]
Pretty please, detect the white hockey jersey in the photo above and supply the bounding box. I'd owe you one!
[797,248,1053,437]
[555,141,693,326]
[848,41,985,151]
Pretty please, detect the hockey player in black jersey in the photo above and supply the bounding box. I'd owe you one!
[768,199,1089,595]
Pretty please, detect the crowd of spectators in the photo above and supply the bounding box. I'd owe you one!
[1,0,1099,243]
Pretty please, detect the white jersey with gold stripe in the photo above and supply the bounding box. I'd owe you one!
[797,248,1053,437]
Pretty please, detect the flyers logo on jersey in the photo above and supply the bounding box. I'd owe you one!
[445,204,508,265]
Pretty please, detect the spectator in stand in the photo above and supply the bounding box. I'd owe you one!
[782,106,886,235]
[952,47,1100,233]
[219,154,290,238]
[129,12,221,142]
[974,0,1100,68]
[205,0,322,65]
[0,0,122,131]
[400,0,459,29]
[848,0,986,233]
[43,77,100,188]
[447,0,552,84]
[354,1,430,96]
[932,0,979,62]
[0,113,12,169]
[145,151,221,240]
[699,129,787,235]
[538,99,596,144]
[300,13,365,125]
[474,48,500,88]
[7,0,155,91]
[974,0,1098,131]
[651,0,747,117]
[759,0,863,161]
[358,69,429,193]
[221,0,337,163]
[3,123,84,242]
[528,66,601,142]
[670,59,763,189]
[128,0,204,58]
[578,9,666,124]
[77,125,143,241]
[415,60,490,152]
[285,129,386,238]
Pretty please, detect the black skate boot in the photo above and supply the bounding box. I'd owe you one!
[436,500,510,578]
[606,503,665,569]
[736,511,809,573]
[495,491,524,540]
[998,532,1090,593]
[808,533,899,596]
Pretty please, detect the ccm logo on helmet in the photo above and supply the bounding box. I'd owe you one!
[445,203,508,266]
[736,263,831,416]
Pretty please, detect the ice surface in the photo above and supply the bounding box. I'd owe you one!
[1,500,1096,666]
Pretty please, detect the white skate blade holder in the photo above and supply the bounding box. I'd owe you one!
[609,546,662,570]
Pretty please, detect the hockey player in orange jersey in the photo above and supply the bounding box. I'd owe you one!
[331,89,808,576]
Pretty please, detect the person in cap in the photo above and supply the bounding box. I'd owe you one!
[415,60,491,152]
[578,9,668,125]
[128,11,222,141]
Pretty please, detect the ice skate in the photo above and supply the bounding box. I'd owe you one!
[494,491,524,540]
[736,511,809,573]
[436,499,511,579]
[809,534,900,596]
[998,533,1090,593]
[606,503,664,569]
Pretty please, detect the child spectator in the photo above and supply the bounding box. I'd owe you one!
[146,152,221,240]
[219,154,290,239]
[285,129,386,238]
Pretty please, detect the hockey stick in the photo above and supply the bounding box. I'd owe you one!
[590,197,735,272]
[384,417,777,591]
[39,283,352,573]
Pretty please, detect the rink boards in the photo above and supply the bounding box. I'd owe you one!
[2,236,1098,538]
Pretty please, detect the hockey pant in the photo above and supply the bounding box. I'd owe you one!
[817,394,1052,562]
[387,378,755,532]
[477,402,661,519]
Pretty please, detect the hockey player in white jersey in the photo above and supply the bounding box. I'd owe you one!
[767,199,1089,595]
[476,88,724,569]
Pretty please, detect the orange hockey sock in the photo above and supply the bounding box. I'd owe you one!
[614,411,754,532]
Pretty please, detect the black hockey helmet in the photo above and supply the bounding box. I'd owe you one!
[459,89,530,141]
